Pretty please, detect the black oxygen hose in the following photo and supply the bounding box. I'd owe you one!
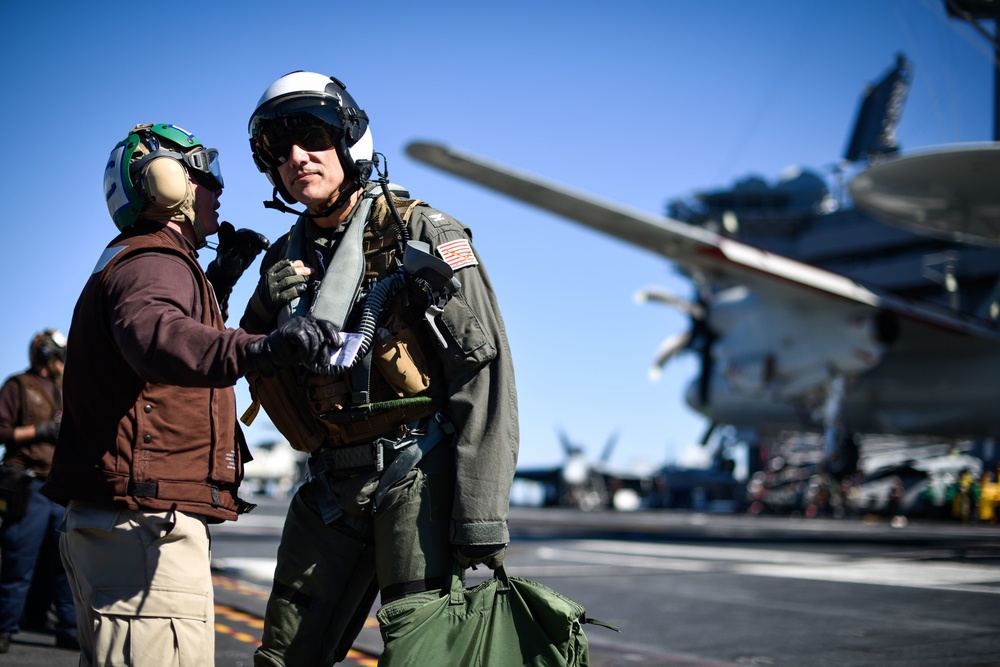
[308,270,407,375]
[354,272,407,361]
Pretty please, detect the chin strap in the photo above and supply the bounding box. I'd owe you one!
[262,182,364,220]
[192,218,208,249]
[262,188,302,215]
[262,152,375,221]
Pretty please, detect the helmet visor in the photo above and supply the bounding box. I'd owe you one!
[251,98,346,169]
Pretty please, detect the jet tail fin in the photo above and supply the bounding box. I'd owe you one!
[843,53,912,163]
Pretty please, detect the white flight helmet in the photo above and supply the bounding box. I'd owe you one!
[248,71,374,205]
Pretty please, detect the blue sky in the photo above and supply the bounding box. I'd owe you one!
[0,1,992,474]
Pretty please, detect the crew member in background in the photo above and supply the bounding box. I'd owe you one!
[41,122,341,666]
[0,329,77,653]
[242,71,519,666]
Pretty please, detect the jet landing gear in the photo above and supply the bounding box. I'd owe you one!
[821,428,860,479]
[562,476,607,511]
[819,374,859,479]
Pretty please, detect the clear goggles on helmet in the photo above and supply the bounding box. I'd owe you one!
[184,146,224,190]
[132,146,224,191]
[129,146,225,192]
[250,100,346,169]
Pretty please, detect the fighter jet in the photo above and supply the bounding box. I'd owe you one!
[514,430,657,511]
[406,32,1000,481]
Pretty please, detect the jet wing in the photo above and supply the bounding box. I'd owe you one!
[406,142,1000,341]
[513,467,562,485]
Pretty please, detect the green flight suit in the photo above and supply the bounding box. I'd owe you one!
[246,185,519,666]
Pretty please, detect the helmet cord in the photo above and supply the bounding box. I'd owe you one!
[372,152,412,250]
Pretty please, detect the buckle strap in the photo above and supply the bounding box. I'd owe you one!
[307,413,454,479]
[124,479,253,514]
[127,481,158,497]
[372,412,452,511]
[309,440,387,473]
[236,499,257,514]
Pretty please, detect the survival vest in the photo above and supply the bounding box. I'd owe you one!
[2,372,60,474]
[245,189,448,453]
[43,227,252,522]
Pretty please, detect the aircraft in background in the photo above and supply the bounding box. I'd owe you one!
[648,425,747,511]
[406,6,1000,483]
[513,430,658,511]
[243,440,305,498]
[745,433,985,519]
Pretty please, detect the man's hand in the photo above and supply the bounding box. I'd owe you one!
[206,221,270,292]
[243,259,311,333]
[247,316,342,376]
[454,543,506,570]
[34,420,60,444]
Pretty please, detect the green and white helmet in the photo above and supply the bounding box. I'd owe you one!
[103,123,224,243]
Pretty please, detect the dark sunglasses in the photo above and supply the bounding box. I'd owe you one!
[253,114,343,169]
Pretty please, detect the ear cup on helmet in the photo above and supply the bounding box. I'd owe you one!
[345,118,361,143]
[349,127,374,181]
[143,157,188,207]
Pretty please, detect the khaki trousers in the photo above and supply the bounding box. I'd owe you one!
[59,501,214,667]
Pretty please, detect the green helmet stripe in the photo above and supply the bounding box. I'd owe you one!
[105,135,144,230]
[149,123,204,150]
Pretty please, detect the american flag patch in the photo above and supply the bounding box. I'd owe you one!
[436,238,479,270]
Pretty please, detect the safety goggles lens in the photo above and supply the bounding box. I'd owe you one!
[186,148,224,190]
[255,114,342,168]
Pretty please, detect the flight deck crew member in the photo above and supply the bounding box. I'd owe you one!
[41,122,342,667]
[242,72,519,665]
[0,330,77,653]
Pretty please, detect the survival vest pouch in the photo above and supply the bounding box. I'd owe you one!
[376,564,619,666]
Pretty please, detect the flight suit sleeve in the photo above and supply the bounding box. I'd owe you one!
[411,206,520,547]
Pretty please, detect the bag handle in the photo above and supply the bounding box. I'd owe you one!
[449,565,465,606]
[448,563,512,606]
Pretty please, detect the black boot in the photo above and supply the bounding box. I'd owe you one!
[55,630,80,651]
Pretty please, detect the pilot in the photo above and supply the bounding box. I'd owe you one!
[241,71,519,665]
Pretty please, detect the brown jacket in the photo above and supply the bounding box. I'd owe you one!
[42,222,261,522]
[0,371,60,475]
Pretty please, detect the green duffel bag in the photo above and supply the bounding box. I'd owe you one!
[376,564,619,666]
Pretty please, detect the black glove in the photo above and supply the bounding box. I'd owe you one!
[34,420,60,444]
[206,221,270,293]
[242,259,310,334]
[247,316,342,376]
[454,543,506,570]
